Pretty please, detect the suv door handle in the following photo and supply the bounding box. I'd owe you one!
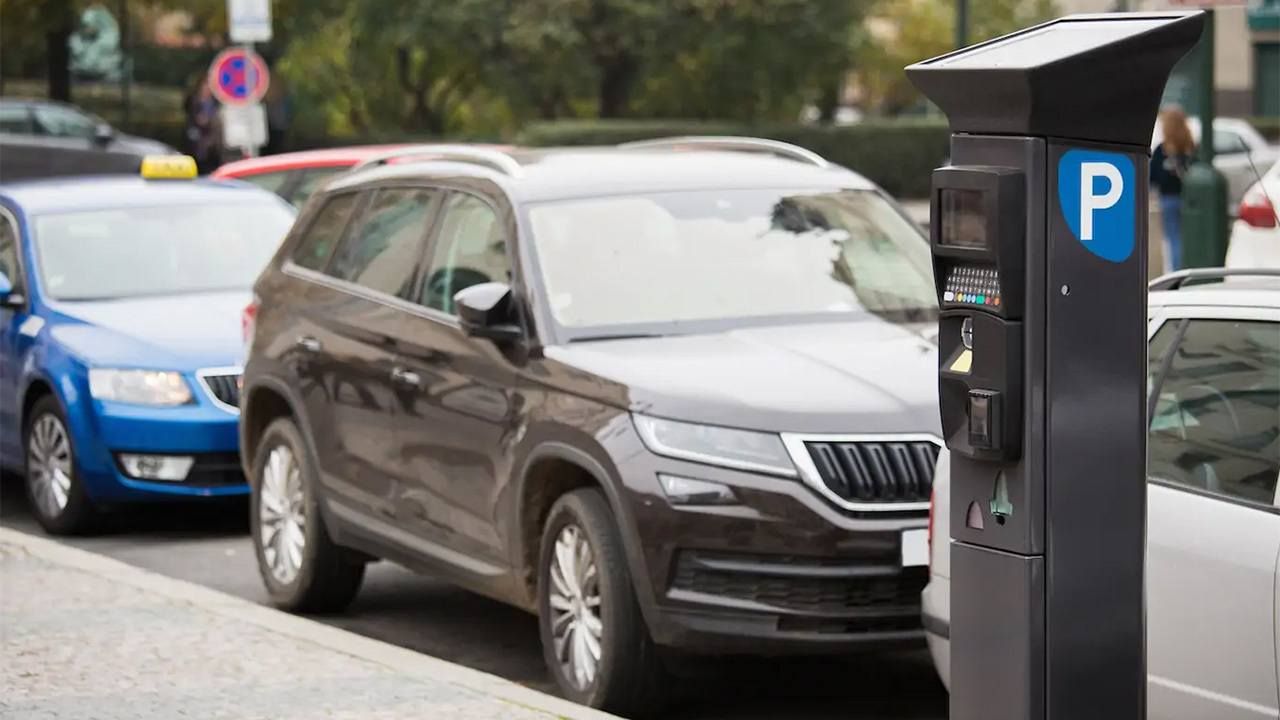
[295,336,322,353]
[390,367,422,388]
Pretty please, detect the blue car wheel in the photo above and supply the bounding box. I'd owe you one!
[25,396,98,534]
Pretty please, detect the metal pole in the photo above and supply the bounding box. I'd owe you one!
[1179,8,1229,268]
[243,42,257,159]
[956,0,969,49]
[1198,10,1215,168]
[120,0,130,127]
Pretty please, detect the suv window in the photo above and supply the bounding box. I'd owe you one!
[288,168,344,207]
[328,187,435,297]
[417,192,509,314]
[32,105,97,139]
[1149,319,1279,505]
[0,212,23,295]
[292,193,359,271]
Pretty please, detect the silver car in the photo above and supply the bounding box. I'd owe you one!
[924,269,1280,719]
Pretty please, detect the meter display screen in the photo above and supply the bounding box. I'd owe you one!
[939,188,987,249]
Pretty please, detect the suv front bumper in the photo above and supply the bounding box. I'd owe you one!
[607,426,932,654]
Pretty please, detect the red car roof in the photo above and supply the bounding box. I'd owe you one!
[211,145,413,178]
[211,143,513,179]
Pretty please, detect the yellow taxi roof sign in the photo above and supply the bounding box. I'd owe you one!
[140,155,197,180]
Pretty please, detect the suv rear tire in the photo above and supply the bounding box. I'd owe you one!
[537,488,668,716]
[250,417,365,613]
[24,396,97,535]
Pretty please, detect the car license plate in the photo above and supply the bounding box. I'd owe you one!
[901,528,929,567]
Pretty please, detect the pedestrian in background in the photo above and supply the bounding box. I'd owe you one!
[1151,106,1196,271]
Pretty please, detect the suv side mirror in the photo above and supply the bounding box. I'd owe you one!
[93,122,115,145]
[455,282,523,344]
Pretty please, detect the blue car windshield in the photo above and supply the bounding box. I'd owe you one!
[34,200,295,300]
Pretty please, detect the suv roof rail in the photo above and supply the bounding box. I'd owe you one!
[617,136,830,168]
[1149,267,1280,291]
[349,144,523,177]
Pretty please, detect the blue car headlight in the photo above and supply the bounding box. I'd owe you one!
[88,369,193,406]
[632,414,797,477]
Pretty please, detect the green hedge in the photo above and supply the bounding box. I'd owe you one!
[516,119,951,198]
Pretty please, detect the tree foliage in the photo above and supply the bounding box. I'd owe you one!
[269,0,870,137]
[856,0,1058,115]
[3,0,1059,139]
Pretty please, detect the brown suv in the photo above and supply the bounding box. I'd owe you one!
[239,141,942,715]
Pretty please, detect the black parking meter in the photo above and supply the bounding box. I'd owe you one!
[907,13,1204,720]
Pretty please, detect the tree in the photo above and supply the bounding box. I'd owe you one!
[637,0,864,122]
[856,0,1057,115]
[1,0,78,100]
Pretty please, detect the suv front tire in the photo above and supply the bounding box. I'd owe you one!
[250,417,365,613]
[537,488,668,715]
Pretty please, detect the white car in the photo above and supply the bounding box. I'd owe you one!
[1152,117,1279,207]
[1226,159,1280,269]
[924,270,1280,719]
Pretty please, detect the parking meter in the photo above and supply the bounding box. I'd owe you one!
[907,13,1203,720]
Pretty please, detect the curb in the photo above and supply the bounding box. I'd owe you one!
[0,526,620,720]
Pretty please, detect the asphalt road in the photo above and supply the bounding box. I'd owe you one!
[0,476,948,720]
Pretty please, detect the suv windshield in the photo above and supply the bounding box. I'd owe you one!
[35,201,295,300]
[528,188,936,336]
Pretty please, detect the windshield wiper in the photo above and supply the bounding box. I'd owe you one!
[567,333,664,343]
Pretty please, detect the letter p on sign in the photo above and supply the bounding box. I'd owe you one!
[1079,162,1123,241]
[1058,149,1136,263]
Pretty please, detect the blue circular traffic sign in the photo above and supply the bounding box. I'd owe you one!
[208,48,270,106]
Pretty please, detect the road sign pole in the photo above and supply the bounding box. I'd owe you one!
[242,42,257,159]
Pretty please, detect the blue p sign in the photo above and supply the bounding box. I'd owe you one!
[1057,149,1136,263]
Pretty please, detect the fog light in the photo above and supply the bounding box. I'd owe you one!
[658,474,737,506]
[119,454,194,481]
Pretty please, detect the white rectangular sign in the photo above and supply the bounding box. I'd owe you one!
[228,0,272,43]
[221,103,268,151]
[901,528,929,567]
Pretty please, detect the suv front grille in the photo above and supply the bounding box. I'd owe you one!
[199,371,241,410]
[671,551,927,619]
[803,440,940,505]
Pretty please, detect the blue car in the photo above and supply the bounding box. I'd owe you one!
[0,162,296,533]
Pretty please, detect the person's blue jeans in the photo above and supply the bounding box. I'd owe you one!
[1159,194,1182,271]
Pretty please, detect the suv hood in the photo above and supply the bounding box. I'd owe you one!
[544,319,941,435]
[47,290,248,369]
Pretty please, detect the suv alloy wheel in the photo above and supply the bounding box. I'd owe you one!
[537,489,668,715]
[250,417,366,613]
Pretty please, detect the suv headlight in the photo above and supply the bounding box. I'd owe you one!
[632,414,796,477]
[88,369,193,406]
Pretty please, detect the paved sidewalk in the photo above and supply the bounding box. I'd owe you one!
[0,527,616,720]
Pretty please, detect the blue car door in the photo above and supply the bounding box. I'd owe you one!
[0,206,33,467]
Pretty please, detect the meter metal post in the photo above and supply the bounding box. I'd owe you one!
[906,13,1203,720]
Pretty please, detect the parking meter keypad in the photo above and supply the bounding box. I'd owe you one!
[942,263,1002,307]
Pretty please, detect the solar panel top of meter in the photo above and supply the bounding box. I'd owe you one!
[929,17,1169,70]
[906,13,1205,147]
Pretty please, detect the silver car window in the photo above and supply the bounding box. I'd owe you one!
[1148,318,1279,506]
